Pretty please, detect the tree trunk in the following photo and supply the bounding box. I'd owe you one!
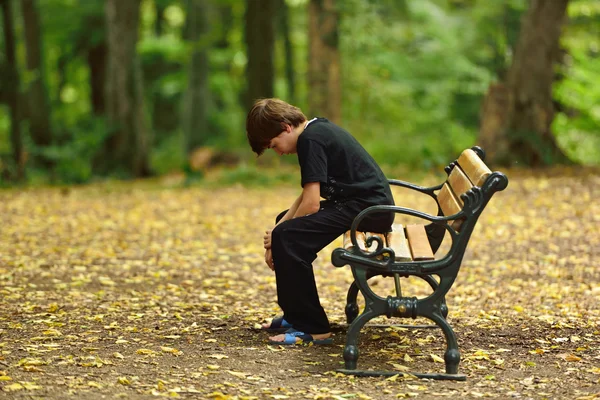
[208,2,233,116]
[55,54,68,107]
[155,0,168,36]
[279,0,296,104]
[182,0,210,153]
[1,0,25,180]
[20,0,53,162]
[479,0,570,166]
[308,0,341,123]
[72,0,107,116]
[88,41,107,115]
[104,0,151,177]
[244,0,276,110]
[215,3,233,50]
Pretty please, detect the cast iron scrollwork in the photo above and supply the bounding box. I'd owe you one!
[444,160,458,176]
[484,171,509,193]
[461,186,484,216]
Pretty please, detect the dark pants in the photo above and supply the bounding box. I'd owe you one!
[270,200,393,334]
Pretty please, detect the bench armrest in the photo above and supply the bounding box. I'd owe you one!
[388,179,442,198]
[351,205,462,233]
[345,204,463,260]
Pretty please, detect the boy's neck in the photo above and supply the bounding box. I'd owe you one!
[300,117,317,131]
[292,120,308,136]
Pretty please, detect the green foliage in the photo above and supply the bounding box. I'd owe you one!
[339,0,498,167]
[39,118,108,184]
[139,35,187,138]
[553,0,600,165]
[150,131,186,175]
[216,163,297,187]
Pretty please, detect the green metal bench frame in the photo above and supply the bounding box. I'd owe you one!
[331,146,508,380]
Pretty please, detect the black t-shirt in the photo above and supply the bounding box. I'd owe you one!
[297,118,394,208]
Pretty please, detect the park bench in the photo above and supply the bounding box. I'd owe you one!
[331,146,508,380]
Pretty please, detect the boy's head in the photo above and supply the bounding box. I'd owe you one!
[246,98,307,156]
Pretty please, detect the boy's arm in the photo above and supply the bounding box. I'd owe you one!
[274,182,320,225]
[292,182,321,218]
[264,182,321,250]
[276,193,304,226]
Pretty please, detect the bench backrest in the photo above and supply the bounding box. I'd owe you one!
[438,148,494,232]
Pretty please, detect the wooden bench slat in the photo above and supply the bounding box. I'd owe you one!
[438,183,462,217]
[438,183,465,231]
[447,166,473,205]
[385,224,412,261]
[406,224,435,261]
[457,149,492,187]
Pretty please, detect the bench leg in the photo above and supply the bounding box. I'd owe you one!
[343,307,379,370]
[430,312,461,374]
[339,267,465,379]
[345,283,360,324]
[343,268,388,370]
[345,271,381,324]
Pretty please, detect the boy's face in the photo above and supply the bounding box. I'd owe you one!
[268,125,297,156]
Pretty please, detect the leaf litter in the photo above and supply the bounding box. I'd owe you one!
[0,167,599,398]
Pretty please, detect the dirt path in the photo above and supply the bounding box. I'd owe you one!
[1,168,599,399]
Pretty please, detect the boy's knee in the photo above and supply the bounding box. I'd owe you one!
[271,223,284,241]
[275,210,288,224]
[271,223,290,247]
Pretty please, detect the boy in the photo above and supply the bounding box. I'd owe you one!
[246,98,394,345]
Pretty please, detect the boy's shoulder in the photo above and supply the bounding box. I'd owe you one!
[306,117,333,130]
[301,118,345,142]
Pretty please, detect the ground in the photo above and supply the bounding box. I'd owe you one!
[0,167,599,399]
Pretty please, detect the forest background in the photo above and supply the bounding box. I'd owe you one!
[0,0,599,185]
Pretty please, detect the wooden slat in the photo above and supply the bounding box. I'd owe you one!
[447,166,473,205]
[406,224,435,261]
[438,183,465,231]
[457,149,492,187]
[385,224,412,261]
[438,183,462,218]
[343,231,367,251]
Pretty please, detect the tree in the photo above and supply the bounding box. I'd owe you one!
[479,0,571,166]
[82,1,107,116]
[244,0,276,110]
[21,0,53,166]
[308,0,341,123]
[62,0,108,116]
[278,0,296,104]
[1,0,24,180]
[214,1,233,51]
[182,0,210,153]
[104,0,151,177]
[87,39,107,116]
[155,0,169,36]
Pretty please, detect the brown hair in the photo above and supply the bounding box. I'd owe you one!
[246,98,307,155]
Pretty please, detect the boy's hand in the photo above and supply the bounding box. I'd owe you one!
[263,229,272,249]
[265,248,274,271]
